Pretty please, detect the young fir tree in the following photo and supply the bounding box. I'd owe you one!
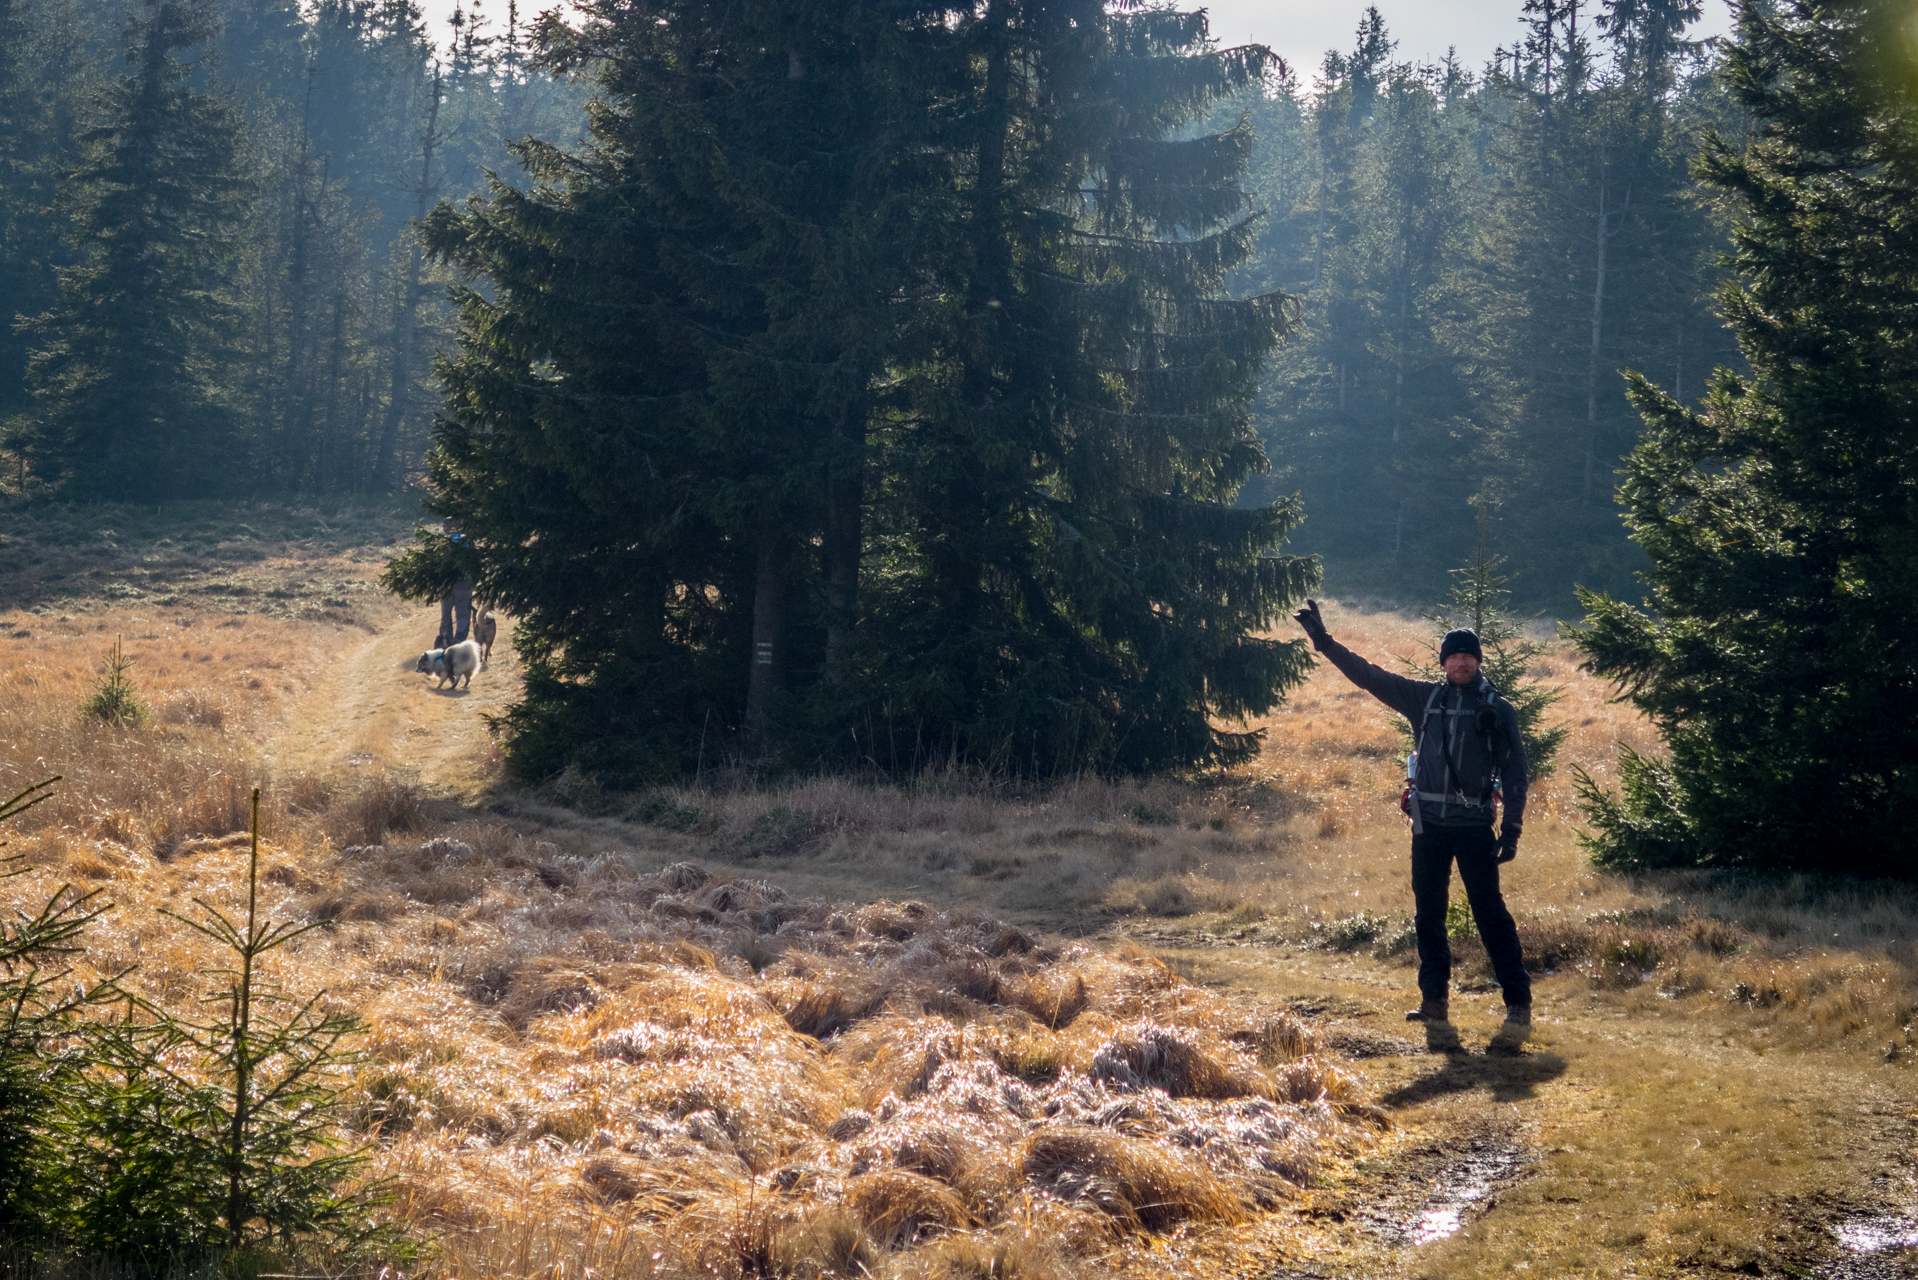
[43,790,374,1259]
[1572,0,1918,878]
[21,0,254,499]
[1421,504,1570,776]
[0,777,114,1241]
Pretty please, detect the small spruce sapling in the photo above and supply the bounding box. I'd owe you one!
[79,637,146,727]
[50,787,380,1262]
[1416,504,1571,778]
[0,776,120,1240]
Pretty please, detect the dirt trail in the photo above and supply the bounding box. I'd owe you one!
[263,604,517,802]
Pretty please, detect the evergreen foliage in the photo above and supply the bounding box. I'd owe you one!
[1419,504,1570,777]
[42,789,373,1257]
[391,0,1318,778]
[0,0,586,498]
[1571,0,1918,879]
[78,638,146,727]
[1238,5,1741,608]
[0,777,108,1244]
[1,785,380,1264]
[20,0,253,499]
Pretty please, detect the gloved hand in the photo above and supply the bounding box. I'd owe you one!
[1497,824,1521,863]
[1293,598,1330,650]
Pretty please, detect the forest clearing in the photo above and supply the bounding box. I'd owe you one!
[1,508,1912,1280]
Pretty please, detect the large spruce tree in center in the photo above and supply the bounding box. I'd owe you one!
[390,0,1315,780]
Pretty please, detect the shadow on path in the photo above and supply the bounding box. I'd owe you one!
[1378,1050,1568,1108]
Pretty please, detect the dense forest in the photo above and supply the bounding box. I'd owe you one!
[0,0,1739,609]
[0,0,586,497]
[1233,2,1745,607]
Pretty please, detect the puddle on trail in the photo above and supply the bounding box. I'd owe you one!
[1815,1208,1918,1280]
[1835,1213,1918,1254]
[1371,1130,1532,1248]
[1406,1140,1528,1244]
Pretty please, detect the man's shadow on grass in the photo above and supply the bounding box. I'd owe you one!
[1378,1050,1568,1108]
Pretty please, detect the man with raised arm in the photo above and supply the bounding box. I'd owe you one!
[1294,599,1532,1054]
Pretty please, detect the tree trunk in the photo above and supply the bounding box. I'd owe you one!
[1584,174,1627,503]
[746,540,788,749]
[1393,262,1408,444]
[318,284,348,492]
[1313,145,1326,289]
[824,406,862,686]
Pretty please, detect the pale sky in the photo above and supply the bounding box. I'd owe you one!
[418,0,1738,88]
[1206,0,1738,84]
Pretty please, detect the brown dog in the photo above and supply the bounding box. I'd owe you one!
[473,610,497,669]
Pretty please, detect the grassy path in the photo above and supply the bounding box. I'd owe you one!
[266,603,520,804]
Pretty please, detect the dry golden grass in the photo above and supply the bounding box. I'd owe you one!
[0,602,1367,1276]
[4,530,1916,1280]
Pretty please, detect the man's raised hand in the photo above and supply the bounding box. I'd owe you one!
[1293,598,1330,649]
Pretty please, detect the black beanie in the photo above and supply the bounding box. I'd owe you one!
[1439,628,1483,662]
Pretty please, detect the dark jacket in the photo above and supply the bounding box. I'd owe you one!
[1316,637,1528,830]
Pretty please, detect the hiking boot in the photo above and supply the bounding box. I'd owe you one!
[1404,999,1449,1024]
[1488,1004,1531,1055]
[1423,1017,1464,1053]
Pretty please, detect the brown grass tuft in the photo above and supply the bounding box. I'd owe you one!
[903,1231,1067,1280]
[1088,1021,1266,1099]
[331,771,427,847]
[1021,1129,1245,1233]
[844,1169,974,1247]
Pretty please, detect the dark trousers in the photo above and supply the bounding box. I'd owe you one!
[437,580,473,648]
[1412,824,1531,1009]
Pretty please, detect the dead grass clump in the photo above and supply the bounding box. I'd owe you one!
[844,1170,973,1247]
[775,977,879,1039]
[498,958,606,1028]
[855,899,940,942]
[1249,1013,1318,1065]
[853,1112,998,1185]
[774,1207,881,1279]
[306,887,399,922]
[1088,1021,1266,1099]
[156,689,228,728]
[332,772,426,847]
[902,1231,1066,1280]
[1021,1129,1244,1233]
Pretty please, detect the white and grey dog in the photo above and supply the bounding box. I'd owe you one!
[416,638,481,690]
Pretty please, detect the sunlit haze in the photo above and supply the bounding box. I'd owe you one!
[415,0,1737,85]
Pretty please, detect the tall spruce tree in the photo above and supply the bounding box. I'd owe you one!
[0,0,87,476]
[856,1,1314,772]
[1572,0,1918,878]
[21,0,254,498]
[1257,20,1486,593]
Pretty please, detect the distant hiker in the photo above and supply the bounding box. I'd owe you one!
[436,519,475,649]
[1293,599,1531,1055]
